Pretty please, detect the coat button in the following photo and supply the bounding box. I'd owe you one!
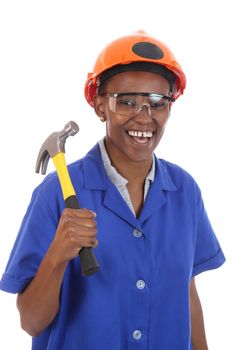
[133,229,142,238]
[136,280,145,289]
[133,329,142,340]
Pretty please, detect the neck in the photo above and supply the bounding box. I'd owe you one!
[104,140,153,185]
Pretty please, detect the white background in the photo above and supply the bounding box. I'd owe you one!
[0,0,232,349]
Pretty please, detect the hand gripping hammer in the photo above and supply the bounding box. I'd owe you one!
[35,121,100,276]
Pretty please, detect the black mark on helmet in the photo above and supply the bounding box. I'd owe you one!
[132,42,164,60]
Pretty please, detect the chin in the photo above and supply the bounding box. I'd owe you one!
[124,148,154,163]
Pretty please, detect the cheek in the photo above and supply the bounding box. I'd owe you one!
[152,118,169,147]
[106,118,117,137]
[106,122,127,145]
[105,113,125,137]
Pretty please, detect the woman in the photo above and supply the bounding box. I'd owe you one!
[0,30,225,350]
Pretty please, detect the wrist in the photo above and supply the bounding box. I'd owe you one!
[45,243,69,271]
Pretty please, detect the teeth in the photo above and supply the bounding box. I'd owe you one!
[128,131,153,138]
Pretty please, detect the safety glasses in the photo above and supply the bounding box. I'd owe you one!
[99,92,175,118]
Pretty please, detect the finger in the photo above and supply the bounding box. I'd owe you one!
[61,215,97,229]
[69,227,96,239]
[70,235,98,248]
[63,208,97,219]
[82,238,99,248]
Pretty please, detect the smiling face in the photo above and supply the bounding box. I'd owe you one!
[94,70,172,167]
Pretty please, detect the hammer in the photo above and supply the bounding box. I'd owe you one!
[35,121,100,276]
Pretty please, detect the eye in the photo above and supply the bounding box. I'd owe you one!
[150,101,166,108]
[116,97,136,107]
[149,99,168,111]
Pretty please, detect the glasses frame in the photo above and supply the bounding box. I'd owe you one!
[100,92,175,102]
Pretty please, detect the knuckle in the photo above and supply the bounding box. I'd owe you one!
[91,220,97,227]
[61,214,72,226]
[88,238,98,246]
[78,208,89,216]
[62,221,73,232]
[88,229,97,238]
[62,217,70,226]
[68,231,75,241]
[68,228,80,239]
[81,208,96,218]
[62,208,72,216]
[85,218,97,228]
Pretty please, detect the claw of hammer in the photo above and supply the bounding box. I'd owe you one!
[35,121,79,174]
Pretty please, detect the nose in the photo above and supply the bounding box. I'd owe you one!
[134,103,152,120]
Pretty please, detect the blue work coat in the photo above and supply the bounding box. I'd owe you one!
[0,143,225,349]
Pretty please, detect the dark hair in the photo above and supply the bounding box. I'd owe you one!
[98,61,176,94]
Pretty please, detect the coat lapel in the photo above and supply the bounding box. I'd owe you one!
[139,157,178,225]
[82,144,141,228]
[103,179,140,228]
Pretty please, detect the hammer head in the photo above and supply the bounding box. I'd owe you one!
[35,121,79,175]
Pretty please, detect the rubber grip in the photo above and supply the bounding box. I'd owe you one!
[65,195,100,276]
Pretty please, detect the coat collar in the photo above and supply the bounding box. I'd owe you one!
[83,143,177,192]
[82,144,107,190]
[82,144,178,227]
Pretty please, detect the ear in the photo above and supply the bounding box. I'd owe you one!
[93,95,106,120]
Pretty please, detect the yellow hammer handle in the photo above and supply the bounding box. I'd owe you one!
[52,152,76,200]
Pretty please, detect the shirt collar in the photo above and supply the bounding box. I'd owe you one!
[98,138,155,188]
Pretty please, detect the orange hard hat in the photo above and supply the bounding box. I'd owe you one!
[84,30,186,107]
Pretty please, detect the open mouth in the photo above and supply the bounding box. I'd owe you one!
[127,130,154,144]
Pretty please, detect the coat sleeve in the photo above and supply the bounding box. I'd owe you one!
[0,175,63,294]
[191,185,226,277]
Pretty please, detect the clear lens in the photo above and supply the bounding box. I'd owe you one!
[108,94,171,117]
